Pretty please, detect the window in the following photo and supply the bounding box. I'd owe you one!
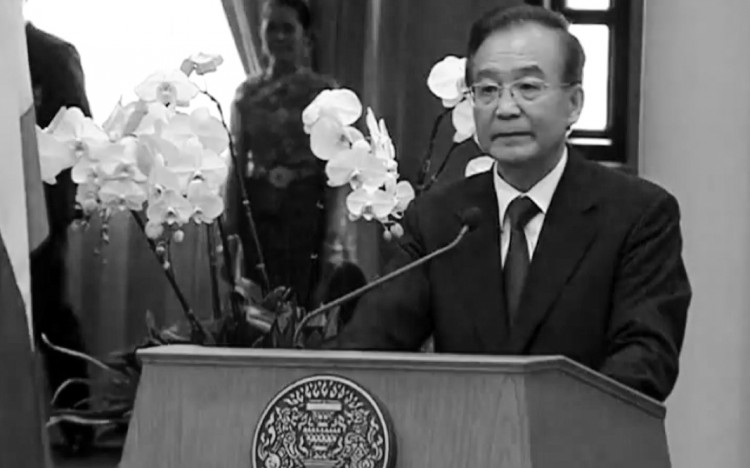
[526,0,644,170]
[23,0,245,125]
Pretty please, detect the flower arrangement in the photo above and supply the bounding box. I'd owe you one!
[36,52,316,445]
[37,53,485,449]
[302,89,415,240]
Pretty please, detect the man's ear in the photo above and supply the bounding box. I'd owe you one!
[566,84,584,128]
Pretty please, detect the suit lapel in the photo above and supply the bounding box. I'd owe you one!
[451,173,510,353]
[506,153,600,353]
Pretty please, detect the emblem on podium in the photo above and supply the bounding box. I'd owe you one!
[252,375,396,468]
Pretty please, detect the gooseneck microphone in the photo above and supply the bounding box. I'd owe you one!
[292,207,483,346]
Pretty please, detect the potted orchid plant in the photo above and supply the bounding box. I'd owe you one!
[37,52,419,445]
[38,52,484,448]
[36,52,301,445]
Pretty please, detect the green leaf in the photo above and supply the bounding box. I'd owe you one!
[51,378,93,408]
[42,334,127,377]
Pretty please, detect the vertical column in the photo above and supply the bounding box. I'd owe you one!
[640,1,750,467]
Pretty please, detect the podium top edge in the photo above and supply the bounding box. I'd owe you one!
[137,345,665,417]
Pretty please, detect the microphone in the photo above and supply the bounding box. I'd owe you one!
[293,207,483,346]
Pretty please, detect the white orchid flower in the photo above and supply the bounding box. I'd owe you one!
[465,155,495,177]
[451,99,475,143]
[302,88,362,134]
[346,187,397,222]
[427,56,468,108]
[181,52,224,76]
[187,179,224,223]
[98,179,148,212]
[160,108,229,155]
[101,100,149,141]
[35,127,74,184]
[97,136,149,183]
[309,115,365,161]
[428,56,476,143]
[134,70,200,108]
[148,162,182,200]
[160,137,227,192]
[38,107,111,183]
[325,140,390,191]
[146,189,194,226]
[365,108,397,171]
[391,180,415,216]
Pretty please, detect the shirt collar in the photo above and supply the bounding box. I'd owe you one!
[493,146,568,226]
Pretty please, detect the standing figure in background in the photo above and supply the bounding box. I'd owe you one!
[226,0,353,309]
[25,21,92,452]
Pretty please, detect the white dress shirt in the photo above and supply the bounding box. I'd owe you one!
[493,148,568,266]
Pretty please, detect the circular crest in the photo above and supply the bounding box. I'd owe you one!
[252,374,396,468]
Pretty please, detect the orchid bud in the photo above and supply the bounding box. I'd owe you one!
[390,223,405,238]
[145,221,164,239]
[172,230,185,243]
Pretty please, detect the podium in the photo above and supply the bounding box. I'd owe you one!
[119,346,670,468]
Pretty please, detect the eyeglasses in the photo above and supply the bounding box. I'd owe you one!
[468,78,577,106]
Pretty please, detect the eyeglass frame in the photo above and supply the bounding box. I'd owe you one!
[466,78,580,106]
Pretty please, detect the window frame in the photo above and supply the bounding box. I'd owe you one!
[526,0,644,172]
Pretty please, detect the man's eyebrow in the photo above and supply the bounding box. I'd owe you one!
[513,65,545,77]
[473,64,546,81]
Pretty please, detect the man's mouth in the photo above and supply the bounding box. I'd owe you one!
[493,132,531,139]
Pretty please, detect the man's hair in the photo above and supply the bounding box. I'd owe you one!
[465,4,585,85]
[263,0,312,32]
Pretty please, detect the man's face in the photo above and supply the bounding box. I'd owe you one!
[470,23,583,168]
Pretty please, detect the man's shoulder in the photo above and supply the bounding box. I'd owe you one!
[570,157,682,230]
[405,171,492,231]
[582,158,677,209]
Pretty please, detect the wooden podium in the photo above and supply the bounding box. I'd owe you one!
[119,346,670,468]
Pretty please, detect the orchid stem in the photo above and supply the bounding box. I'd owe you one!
[422,141,461,193]
[130,211,209,344]
[201,90,271,293]
[206,223,222,320]
[217,218,244,321]
[417,108,451,194]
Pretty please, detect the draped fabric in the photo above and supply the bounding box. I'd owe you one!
[221,0,264,75]
[66,220,216,356]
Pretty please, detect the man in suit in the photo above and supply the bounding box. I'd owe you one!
[26,21,92,451]
[333,5,691,402]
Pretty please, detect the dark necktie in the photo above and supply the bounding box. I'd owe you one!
[503,196,540,325]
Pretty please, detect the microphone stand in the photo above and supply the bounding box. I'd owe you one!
[292,223,472,347]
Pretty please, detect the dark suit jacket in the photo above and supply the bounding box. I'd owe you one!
[24,23,93,437]
[26,22,91,240]
[25,22,91,308]
[335,151,691,402]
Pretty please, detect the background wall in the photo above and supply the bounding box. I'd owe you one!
[640,0,750,466]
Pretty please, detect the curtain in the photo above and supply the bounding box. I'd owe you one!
[66,218,216,357]
[222,0,264,75]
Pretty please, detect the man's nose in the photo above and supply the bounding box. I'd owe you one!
[495,88,521,118]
